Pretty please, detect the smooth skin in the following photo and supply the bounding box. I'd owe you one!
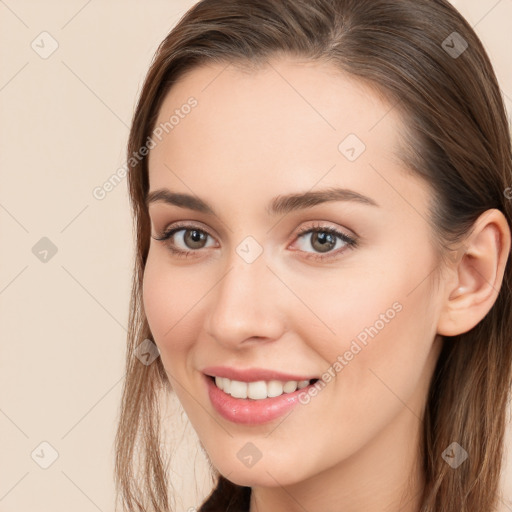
[142,58,511,512]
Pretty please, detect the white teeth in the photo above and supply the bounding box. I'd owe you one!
[229,380,247,399]
[222,377,231,394]
[247,381,267,400]
[267,380,284,397]
[283,380,298,393]
[213,377,312,399]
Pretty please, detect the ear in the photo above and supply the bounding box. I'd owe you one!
[437,208,511,337]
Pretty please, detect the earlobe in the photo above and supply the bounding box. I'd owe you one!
[437,209,511,337]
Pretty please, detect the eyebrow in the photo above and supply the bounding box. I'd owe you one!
[146,186,379,216]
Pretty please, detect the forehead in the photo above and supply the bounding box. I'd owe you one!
[151,57,401,156]
[147,58,428,217]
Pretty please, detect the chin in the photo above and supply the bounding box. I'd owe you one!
[214,459,308,488]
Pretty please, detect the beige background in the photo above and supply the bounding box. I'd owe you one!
[0,1,511,511]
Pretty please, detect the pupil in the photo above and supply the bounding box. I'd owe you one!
[186,229,205,249]
[314,232,335,253]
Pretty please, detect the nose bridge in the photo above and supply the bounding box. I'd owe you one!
[204,243,285,346]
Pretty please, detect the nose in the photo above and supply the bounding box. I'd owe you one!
[203,249,287,349]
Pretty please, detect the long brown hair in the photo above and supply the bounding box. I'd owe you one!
[114,1,512,510]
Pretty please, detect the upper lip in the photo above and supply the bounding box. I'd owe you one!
[202,366,318,382]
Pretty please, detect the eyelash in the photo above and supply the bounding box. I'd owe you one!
[152,221,358,262]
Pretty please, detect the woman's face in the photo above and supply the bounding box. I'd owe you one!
[143,58,445,487]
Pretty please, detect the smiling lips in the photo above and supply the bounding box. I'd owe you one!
[203,366,320,424]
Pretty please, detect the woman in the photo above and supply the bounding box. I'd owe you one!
[115,1,512,510]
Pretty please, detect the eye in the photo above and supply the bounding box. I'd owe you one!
[152,223,217,258]
[152,221,357,261]
[292,222,357,261]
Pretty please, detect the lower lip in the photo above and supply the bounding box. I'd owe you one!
[205,375,315,425]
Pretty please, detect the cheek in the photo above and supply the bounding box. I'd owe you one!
[274,257,440,472]
[304,243,440,400]
[334,259,439,414]
[142,251,198,358]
